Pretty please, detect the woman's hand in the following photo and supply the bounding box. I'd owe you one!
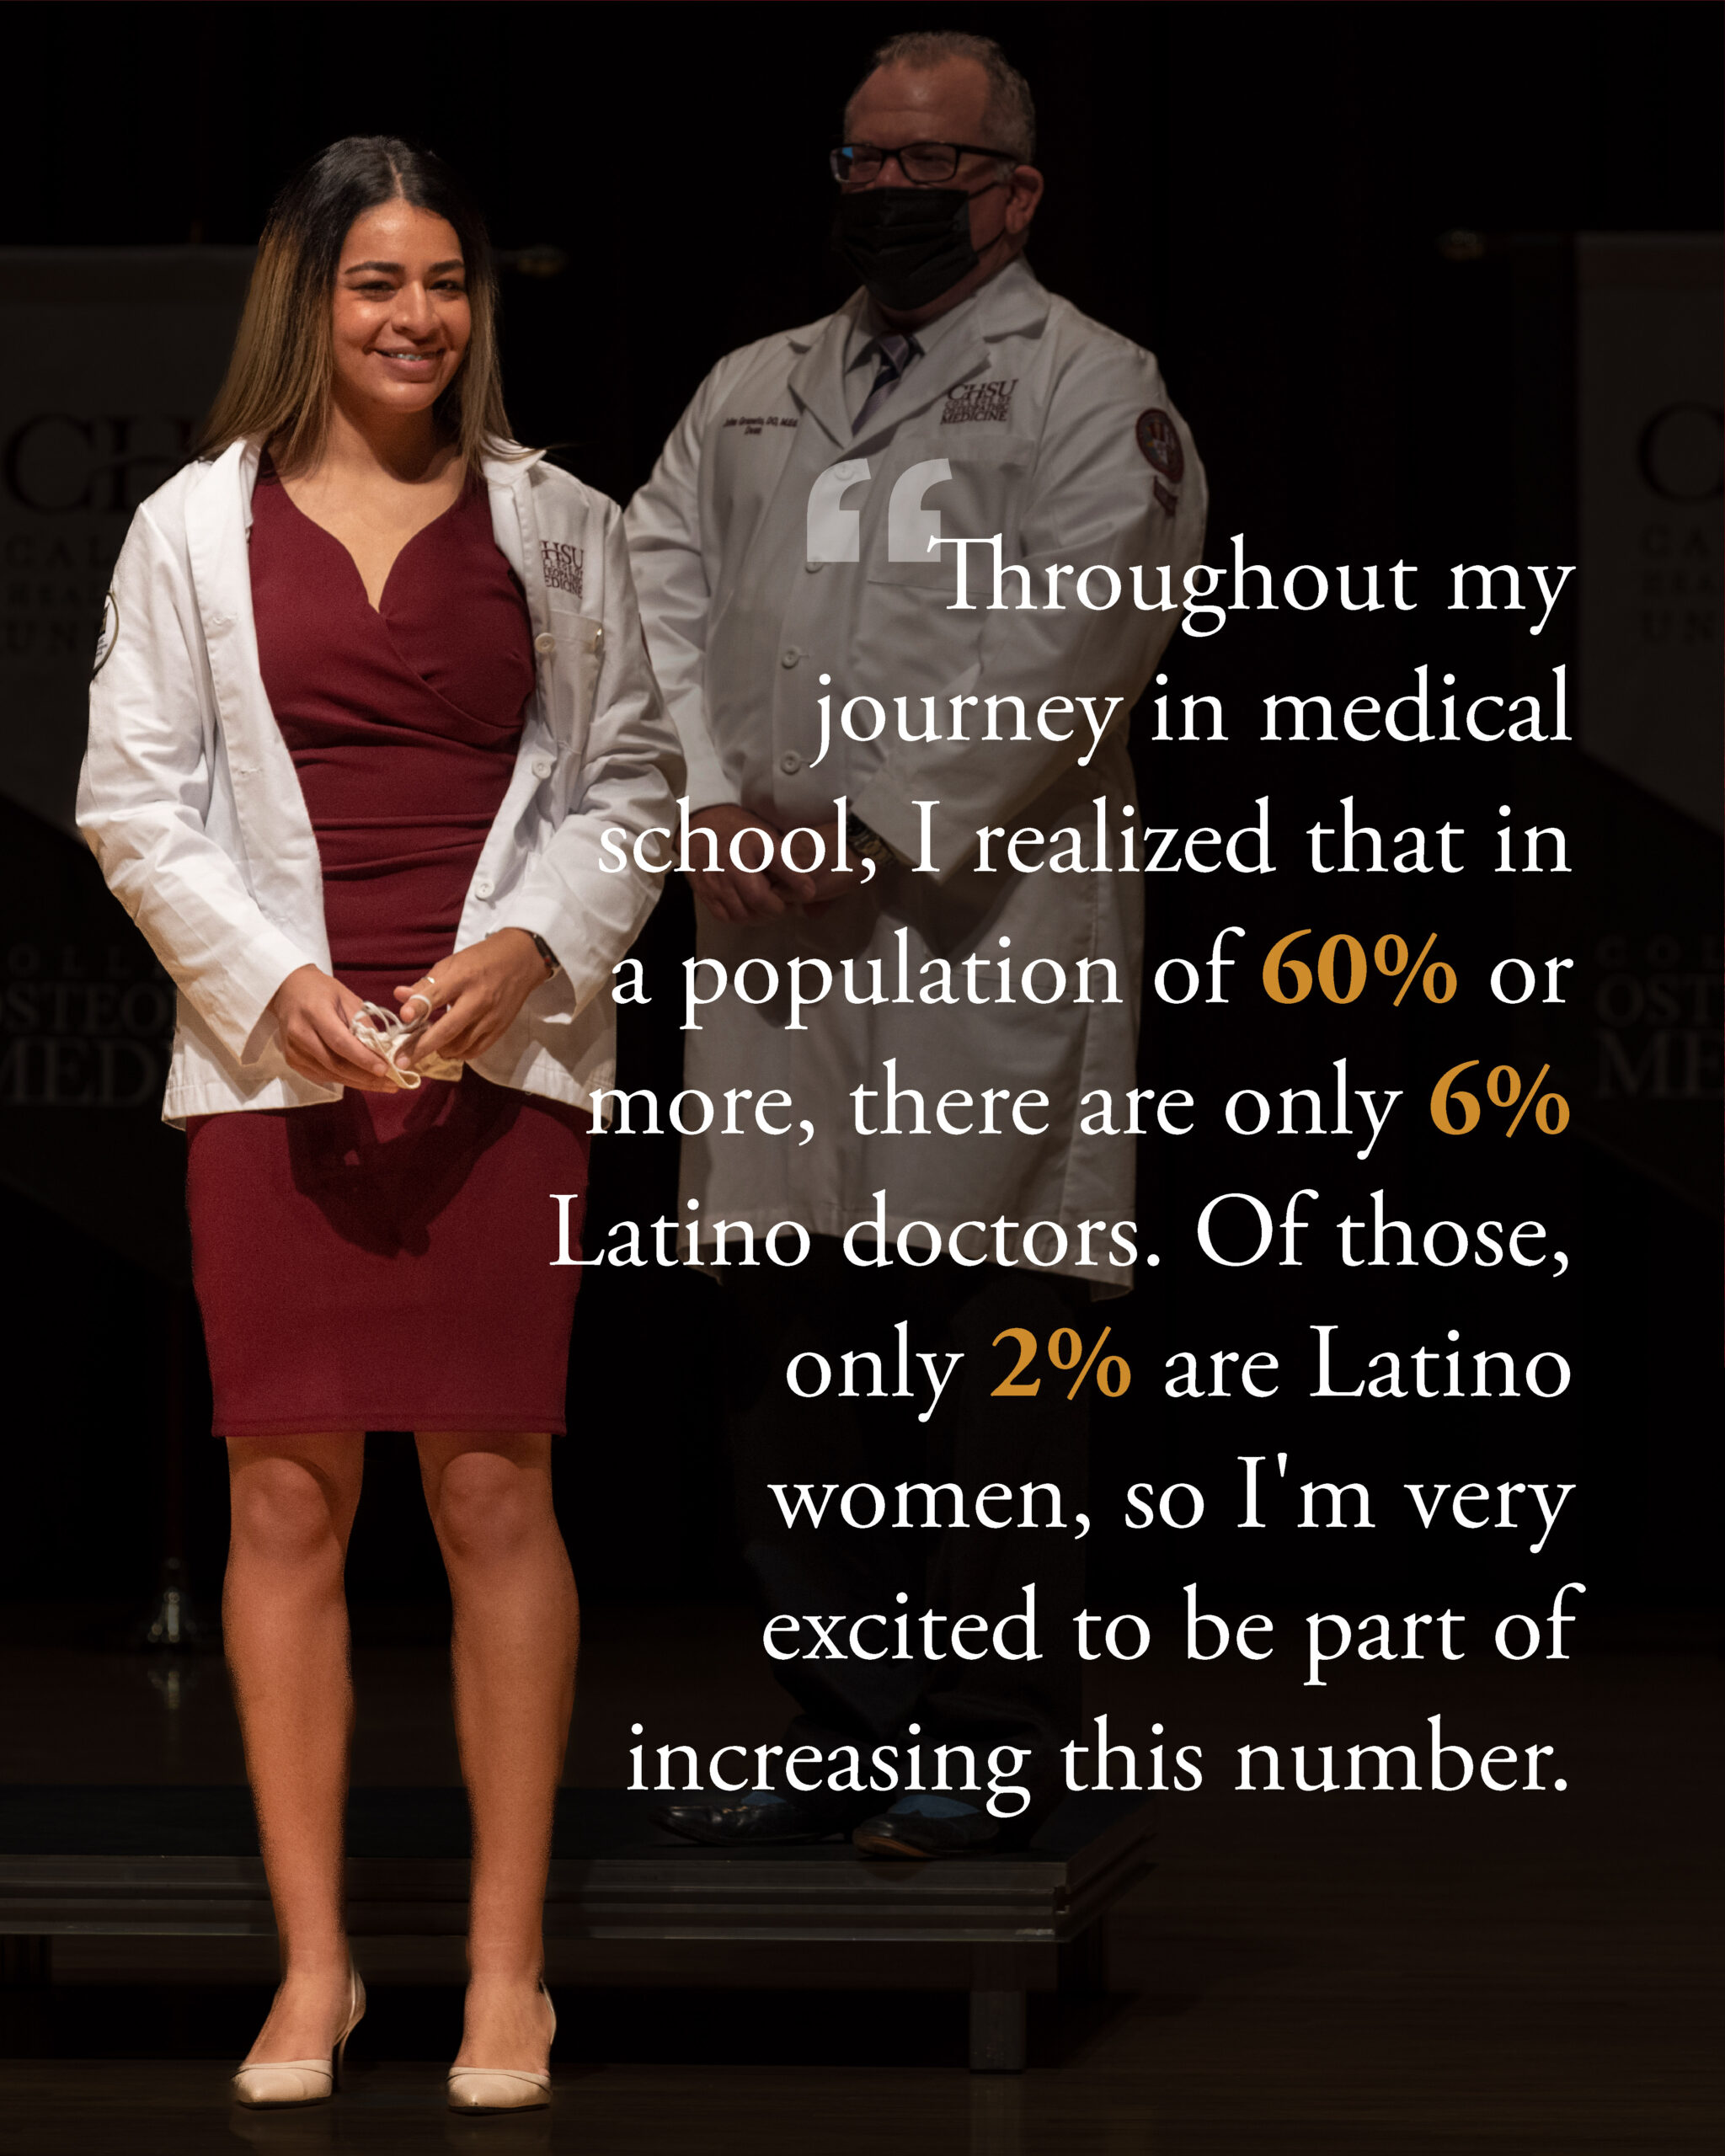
[393,930,552,1070]
[269,965,397,1091]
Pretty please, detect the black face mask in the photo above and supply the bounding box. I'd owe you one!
[835,186,995,312]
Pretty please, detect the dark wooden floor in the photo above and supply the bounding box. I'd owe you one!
[0,1602,1716,2153]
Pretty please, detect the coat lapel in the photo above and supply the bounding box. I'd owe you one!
[180,437,255,640]
[488,448,589,759]
[785,300,866,451]
[483,443,546,585]
[182,440,325,938]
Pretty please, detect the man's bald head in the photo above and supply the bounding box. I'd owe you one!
[843,31,1037,163]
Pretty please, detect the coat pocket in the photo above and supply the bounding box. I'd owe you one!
[542,601,605,747]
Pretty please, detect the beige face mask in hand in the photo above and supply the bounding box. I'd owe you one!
[349,1001,464,1089]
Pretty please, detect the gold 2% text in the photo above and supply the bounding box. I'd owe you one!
[992,1326,1132,1400]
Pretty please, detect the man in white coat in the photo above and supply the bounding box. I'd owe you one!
[627,29,1205,1854]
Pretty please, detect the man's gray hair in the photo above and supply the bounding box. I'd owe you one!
[846,30,1037,163]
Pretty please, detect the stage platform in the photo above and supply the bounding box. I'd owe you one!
[0,1786,1152,2072]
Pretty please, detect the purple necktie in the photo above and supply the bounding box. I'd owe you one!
[853,333,916,435]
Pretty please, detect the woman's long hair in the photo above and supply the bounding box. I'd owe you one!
[195,136,514,472]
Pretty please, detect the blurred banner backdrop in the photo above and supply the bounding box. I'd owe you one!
[1577,233,1722,835]
[0,248,254,831]
[0,250,254,1279]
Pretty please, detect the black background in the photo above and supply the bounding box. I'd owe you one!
[0,0,1717,1625]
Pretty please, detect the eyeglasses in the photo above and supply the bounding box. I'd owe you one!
[830,141,1017,186]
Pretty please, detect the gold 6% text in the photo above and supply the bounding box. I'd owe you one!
[1430,1061,1570,1136]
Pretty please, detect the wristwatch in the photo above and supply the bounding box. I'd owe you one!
[846,810,900,868]
[527,931,560,978]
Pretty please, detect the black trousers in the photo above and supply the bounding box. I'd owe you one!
[716,1239,1089,1823]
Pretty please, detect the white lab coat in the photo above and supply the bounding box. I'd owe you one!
[78,438,682,1125]
[627,261,1205,1289]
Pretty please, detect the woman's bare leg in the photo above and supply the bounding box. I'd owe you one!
[417,1431,574,2070]
[224,1433,366,2063]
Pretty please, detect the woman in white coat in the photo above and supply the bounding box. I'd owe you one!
[77,138,680,2110]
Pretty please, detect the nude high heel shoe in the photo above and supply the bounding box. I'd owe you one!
[446,1983,555,2112]
[232,1967,366,2109]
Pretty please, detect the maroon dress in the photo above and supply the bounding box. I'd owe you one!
[186,463,589,1438]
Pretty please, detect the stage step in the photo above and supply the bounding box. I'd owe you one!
[0,1787,1152,2072]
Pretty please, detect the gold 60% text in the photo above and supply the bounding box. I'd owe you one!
[1263,930,1457,1006]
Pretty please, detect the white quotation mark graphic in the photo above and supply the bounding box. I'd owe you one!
[805,459,871,562]
[804,458,955,563]
[885,458,952,563]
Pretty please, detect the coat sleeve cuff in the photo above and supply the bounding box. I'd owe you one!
[491,898,588,1015]
[848,780,943,876]
[676,723,740,814]
[230,931,322,1066]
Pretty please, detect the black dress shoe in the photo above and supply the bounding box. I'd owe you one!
[852,1796,1007,1858]
[650,1790,840,1845]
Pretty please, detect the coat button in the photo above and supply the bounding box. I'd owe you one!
[473,877,494,899]
[531,756,554,780]
[780,646,802,667]
[804,561,824,574]
[534,632,557,654]
[590,627,604,651]
[779,750,801,775]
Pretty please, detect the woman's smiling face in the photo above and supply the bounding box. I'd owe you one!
[328,199,471,422]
